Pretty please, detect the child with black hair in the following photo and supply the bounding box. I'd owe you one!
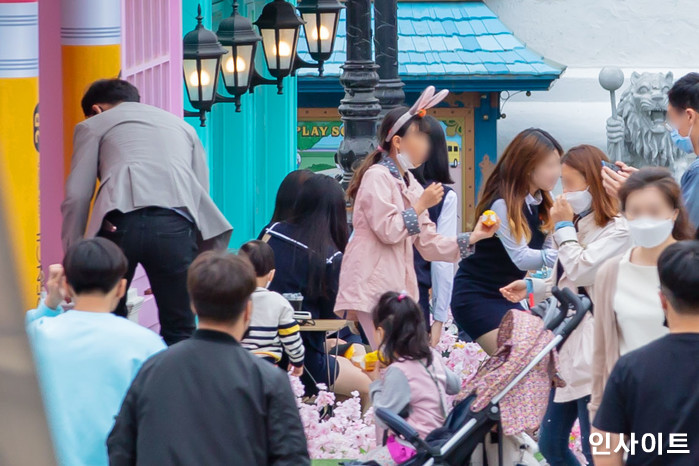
[363,291,460,464]
[239,240,305,375]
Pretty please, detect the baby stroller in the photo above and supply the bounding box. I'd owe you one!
[370,287,591,466]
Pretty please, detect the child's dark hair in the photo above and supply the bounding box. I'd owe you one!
[63,238,128,295]
[346,106,431,202]
[239,240,275,277]
[372,291,432,365]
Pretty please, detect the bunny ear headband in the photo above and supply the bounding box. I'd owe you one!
[384,85,450,144]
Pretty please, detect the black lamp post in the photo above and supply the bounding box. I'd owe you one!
[336,0,381,187]
[374,0,404,116]
[183,5,227,126]
[253,0,304,94]
[296,0,344,76]
[217,1,276,111]
[184,1,338,118]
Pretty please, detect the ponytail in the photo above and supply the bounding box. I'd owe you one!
[372,291,432,365]
[346,149,383,202]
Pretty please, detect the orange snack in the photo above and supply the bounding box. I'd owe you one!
[481,210,498,227]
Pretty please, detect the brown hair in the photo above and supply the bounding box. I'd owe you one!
[187,251,256,322]
[346,106,430,202]
[239,240,275,277]
[618,167,695,240]
[476,128,563,243]
[561,145,619,227]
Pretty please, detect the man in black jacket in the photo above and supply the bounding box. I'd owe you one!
[107,252,310,465]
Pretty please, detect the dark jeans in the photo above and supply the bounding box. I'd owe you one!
[539,389,593,466]
[98,208,198,345]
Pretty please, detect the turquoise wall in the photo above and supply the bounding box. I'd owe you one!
[183,0,298,249]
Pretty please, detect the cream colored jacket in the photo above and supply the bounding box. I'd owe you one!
[531,214,630,403]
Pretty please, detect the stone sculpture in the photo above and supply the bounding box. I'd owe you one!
[601,69,693,179]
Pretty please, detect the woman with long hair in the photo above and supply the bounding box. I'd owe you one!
[589,168,695,422]
[451,128,563,355]
[335,87,499,349]
[257,169,314,239]
[262,174,371,401]
[501,145,631,465]
[410,115,458,346]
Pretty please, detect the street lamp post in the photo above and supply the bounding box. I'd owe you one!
[254,0,305,94]
[185,0,340,122]
[183,6,228,127]
[374,0,404,116]
[296,0,345,76]
[336,0,381,187]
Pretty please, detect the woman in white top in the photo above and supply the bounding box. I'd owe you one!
[589,167,695,423]
[501,145,631,466]
[411,115,459,346]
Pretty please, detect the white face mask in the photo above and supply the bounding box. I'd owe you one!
[563,188,593,215]
[627,217,675,248]
[396,152,416,171]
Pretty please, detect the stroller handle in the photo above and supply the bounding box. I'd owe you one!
[550,286,591,340]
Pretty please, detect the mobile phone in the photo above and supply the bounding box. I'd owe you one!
[601,161,621,173]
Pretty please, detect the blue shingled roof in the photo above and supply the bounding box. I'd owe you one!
[297,1,565,92]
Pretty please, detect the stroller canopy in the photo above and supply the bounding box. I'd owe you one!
[464,309,565,435]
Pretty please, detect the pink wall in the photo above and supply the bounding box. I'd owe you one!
[38,0,64,271]
[121,0,182,115]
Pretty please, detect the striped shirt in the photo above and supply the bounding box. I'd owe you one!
[242,287,305,367]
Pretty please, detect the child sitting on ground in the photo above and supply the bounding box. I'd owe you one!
[363,291,461,464]
[239,240,305,375]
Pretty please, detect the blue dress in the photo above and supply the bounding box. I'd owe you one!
[451,201,546,340]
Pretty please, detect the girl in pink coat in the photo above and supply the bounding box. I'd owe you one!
[334,87,499,348]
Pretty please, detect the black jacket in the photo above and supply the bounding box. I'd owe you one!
[107,329,310,466]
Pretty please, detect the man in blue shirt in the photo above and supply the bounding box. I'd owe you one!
[667,73,699,227]
[26,238,165,466]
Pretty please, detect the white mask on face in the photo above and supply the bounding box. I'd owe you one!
[396,152,416,171]
[627,217,675,248]
[563,188,593,215]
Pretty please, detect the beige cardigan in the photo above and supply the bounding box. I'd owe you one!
[588,253,624,422]
[531,215,630,403]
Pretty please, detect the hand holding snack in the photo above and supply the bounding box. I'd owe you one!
[481,209,498,227]
[351,350,380,373]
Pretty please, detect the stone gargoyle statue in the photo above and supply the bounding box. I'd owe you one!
[606,71,694,179]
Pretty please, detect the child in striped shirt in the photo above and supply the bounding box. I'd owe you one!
[239,240,305,375]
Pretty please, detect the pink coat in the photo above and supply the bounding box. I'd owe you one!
[334,159,467,320]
